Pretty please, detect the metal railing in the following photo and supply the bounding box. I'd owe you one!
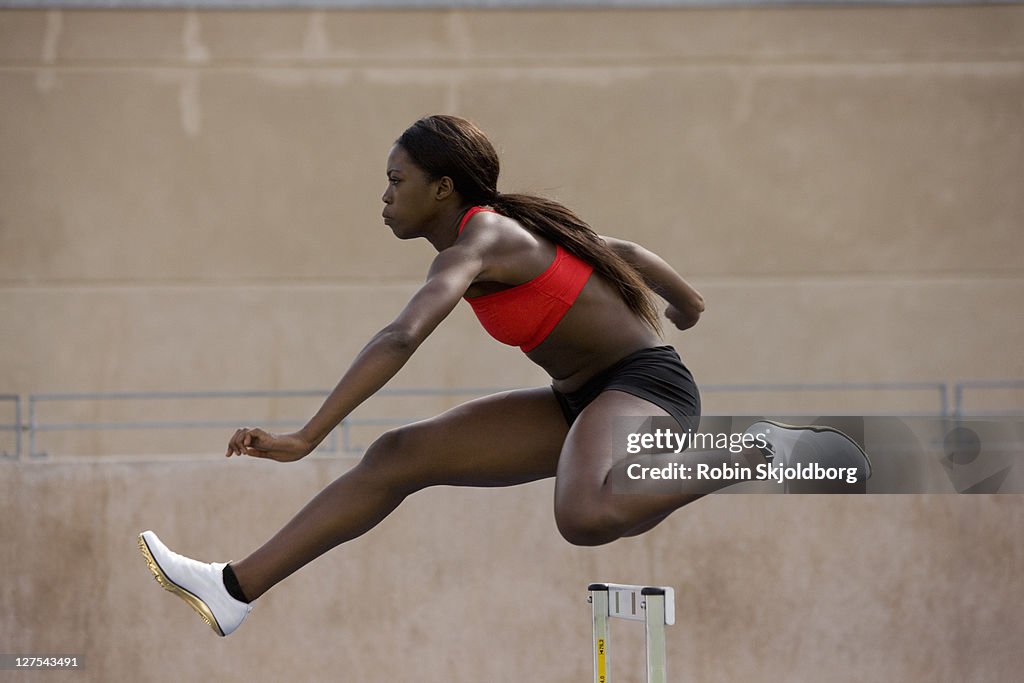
[699,381,949,418]
[25,389,334,460]
[1,380,1019,459]
[19,387,515,459]
[0,394,20,460]
[953,380,1024,419]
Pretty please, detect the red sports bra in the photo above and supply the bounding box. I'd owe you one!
[459,206,594,352]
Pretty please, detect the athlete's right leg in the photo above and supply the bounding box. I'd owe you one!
[230,387,568,601]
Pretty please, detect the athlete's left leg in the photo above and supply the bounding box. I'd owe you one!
[552,390,763,546]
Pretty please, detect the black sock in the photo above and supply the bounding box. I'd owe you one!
[222,563,250,604]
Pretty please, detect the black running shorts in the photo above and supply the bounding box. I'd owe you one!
[551,345,701,432]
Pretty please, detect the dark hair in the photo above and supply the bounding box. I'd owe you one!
[397,114,662,333]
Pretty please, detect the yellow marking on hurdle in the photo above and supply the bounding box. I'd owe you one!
[588,583,675,683]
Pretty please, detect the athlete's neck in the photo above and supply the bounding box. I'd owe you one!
[425,204,474,252]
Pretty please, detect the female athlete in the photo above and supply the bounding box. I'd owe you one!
[139,115,868,636]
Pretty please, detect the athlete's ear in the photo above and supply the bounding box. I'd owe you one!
[434,175,455,201]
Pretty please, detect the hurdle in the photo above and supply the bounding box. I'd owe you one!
[587,583,675,683]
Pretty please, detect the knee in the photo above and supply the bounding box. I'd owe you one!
[554,503,620,547]
[358,427,424,492]
[359,427,404,470]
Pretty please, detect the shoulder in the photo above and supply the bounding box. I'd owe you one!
[458,207,505,239]
[597,234,639,256]
[422,241,487,294]
[457,208,536,252]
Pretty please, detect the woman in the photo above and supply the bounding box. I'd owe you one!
[139,115,869,637]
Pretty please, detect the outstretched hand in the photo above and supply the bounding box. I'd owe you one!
[225,428,311,462]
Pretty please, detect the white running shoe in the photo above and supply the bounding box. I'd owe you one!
[744,420,872,487]
[138,530,252,636]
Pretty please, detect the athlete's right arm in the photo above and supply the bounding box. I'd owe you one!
[600,235,706,331]
[225,246,484,461]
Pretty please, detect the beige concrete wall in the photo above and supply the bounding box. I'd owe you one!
[3,458,1023,683]
[2,7,1022,400]
[1,6,1023,683]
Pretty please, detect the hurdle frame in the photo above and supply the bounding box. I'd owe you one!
[587,583,675,683]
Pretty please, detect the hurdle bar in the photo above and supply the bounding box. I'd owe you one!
[587,583,675,683]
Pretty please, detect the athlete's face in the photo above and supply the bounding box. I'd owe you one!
[381,144,441,239]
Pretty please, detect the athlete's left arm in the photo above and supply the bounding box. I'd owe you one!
[600,235,705,331]
[226,246,483,460]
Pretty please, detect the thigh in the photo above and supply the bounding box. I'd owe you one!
[553,389,670,504]
[367,387,570,489]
